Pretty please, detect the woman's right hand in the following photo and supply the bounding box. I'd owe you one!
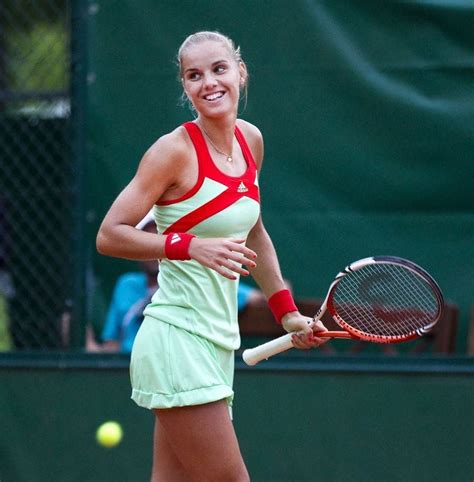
[188,238,257,280]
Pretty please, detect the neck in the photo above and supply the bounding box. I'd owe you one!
[197,115,236,147]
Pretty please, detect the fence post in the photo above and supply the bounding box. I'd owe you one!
[70,0,89,349]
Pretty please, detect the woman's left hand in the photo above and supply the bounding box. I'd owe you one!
[281,312,329,350]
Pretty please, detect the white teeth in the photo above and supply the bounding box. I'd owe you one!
[205,92,224,101]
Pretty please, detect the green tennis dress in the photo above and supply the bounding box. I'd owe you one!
[130,121,261,411]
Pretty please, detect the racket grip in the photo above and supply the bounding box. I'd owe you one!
[242,330,356,366]
[242,333,293,366]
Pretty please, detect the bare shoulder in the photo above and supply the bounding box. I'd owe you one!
[236,119,263,143]
[132,125,197,204]
[142,125,190,168]
[132,125,193,198]
[236,119,264,166]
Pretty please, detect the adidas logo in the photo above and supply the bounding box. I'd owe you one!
[170,233,181,244]
[237,181,248,193]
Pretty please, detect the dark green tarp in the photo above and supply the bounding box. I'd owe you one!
[85,0,474,352]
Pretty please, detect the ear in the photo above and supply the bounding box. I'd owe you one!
[239,61,248,86]
[182,85,191,102]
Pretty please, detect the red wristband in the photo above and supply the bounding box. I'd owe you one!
[268,289,298,324]
[165,233,196,260]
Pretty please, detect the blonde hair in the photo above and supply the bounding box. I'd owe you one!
[177,31,249,108]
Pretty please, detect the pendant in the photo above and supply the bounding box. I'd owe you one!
[226,156,233,163]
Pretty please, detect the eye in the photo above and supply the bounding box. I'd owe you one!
[186,71,200,81]
[214,64,227,74]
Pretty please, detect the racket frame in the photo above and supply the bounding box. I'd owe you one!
[242,256,444,366]
[325,256,444,343]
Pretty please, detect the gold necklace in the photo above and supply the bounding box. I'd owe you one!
[199,123,233,163]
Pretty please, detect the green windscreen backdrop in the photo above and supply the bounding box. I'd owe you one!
[84,1,474,352]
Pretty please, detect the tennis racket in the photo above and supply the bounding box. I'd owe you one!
[242,256,444,366]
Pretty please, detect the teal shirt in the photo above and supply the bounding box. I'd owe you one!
[102,272,151,353]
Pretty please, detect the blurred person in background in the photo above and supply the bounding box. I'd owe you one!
[0,267,14,352]
[0,196,14,351]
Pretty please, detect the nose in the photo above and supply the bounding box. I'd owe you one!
[202,71,218,89]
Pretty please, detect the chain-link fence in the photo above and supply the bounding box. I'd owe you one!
[0,0,75,350]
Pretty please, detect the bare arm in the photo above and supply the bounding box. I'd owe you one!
[240,120,328,347]
[96,133,180,261]
[245,216,327,348]
[245,217,286,297]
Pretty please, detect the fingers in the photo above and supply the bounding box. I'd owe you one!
[190,238,257,280]
[291,319,329,349]
[218,259,252,279]
[227,239,257,268]
[291,330,318,350]
[311,320,330,345]
[225,253,257,273]
[213,265,239,281]
[215,244,257,280]
[291,331,328,349]
[290,319,315,349]
[291,332,311,350]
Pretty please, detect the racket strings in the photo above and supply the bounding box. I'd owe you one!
[340,266,437,336]
[332,263,439,338]
[348,266,437,335]
[359,268,434,334]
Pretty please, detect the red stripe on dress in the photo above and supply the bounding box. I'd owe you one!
[242,183,259,202]
[234,125,255,169]
[163,184,259,234]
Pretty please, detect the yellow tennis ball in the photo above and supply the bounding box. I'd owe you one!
[96,421,123,448]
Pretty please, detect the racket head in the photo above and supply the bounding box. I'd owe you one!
[326,256,444,343]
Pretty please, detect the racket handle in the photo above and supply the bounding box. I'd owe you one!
[242,333,293,366]
[242,331,355,366]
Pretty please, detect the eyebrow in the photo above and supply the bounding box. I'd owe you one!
[184,59,229,74]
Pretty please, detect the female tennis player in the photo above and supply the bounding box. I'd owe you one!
[96,31,328,482]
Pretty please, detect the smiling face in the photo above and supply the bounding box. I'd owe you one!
[180,39,247,120]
